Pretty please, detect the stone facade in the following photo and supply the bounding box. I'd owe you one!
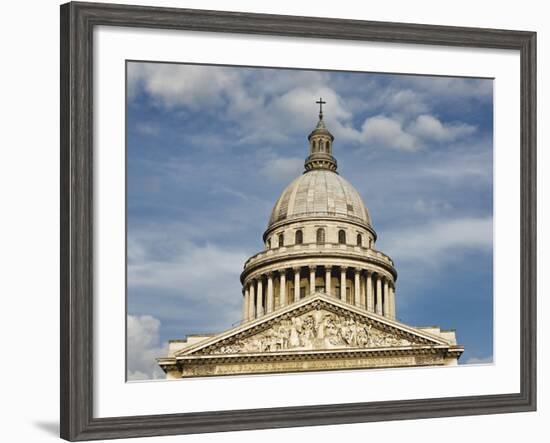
[158,102,463,378]
[158,293,463,378]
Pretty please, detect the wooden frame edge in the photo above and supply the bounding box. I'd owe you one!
[60,2,536,440]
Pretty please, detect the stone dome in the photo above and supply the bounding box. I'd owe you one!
[268,169,373,228]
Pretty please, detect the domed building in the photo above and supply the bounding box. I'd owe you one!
[158,101,463,378]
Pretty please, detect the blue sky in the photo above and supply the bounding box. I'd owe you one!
[126,61,493,380]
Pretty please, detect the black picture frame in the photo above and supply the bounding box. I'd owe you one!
[60,1,537,441]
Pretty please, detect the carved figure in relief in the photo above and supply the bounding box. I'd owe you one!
[341,318,358,346]
[289,318,301,348]
[301,315,316,349]
[322,314,344,347]
[356,325,369,347]
[276,324,290,350]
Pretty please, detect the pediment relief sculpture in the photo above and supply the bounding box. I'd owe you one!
[202,310,414,355]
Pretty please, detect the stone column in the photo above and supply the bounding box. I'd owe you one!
[366,271,374,312]
[294,267,301,303]
[279,270,287,308]
[242,288,249,320]
[266,273,274,314]
[383,278,390,317]
[354,268,361,306]
[325,266,332,296]
[309,266,316,295]
[256,278,264,317]
[248,282,256,319]
[340,267,347,302]
[390,284,396,319]
[375,274,383,315]
[360,272,366,308]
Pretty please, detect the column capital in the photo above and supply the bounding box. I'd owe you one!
[325,265,332,271]
[309,265,316,271]
[340,265,348,271]
[292,266,302,272]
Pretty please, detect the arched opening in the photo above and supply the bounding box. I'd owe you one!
[316,228,325,244]
[326,140,330,152]
[295,230,303,245]
[338,230,346,244]
[356,233,362,246]
[278,233,284,247]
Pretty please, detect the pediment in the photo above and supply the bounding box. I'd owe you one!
[175,293,451,358]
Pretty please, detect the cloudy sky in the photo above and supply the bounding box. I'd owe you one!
[126,61,493,380]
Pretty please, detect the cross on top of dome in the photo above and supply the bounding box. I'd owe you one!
[316,97,326,119]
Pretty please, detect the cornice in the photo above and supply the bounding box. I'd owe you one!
[241,248,397,283]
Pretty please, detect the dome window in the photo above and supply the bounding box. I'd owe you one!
[316,228,325,244]
[295,230,303,245]
[278,233,284,247]
[356,234,362,246]
[266,238,271,249]
[338,230,346,244]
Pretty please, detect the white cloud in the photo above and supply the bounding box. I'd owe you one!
[128,242,247,302]
[135,121,160,136]
[369,88,430,117]
[382,216,493,265]
[421,144,493,184]
[127,223,248,318]
[127,221,251,350]
[260,156,303,183]
[358,114,476,152]
[413,199,453,215]
[361,115,419,151]
[127,314,167,380]
[128,62,487,156]
[464,355,493,365]
[399,77,493,100]
[129,63,344,144]
[409,114,476,142]
[128,63,247,110]
[238,85,356,144]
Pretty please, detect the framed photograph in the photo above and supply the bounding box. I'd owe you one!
[60,1,536,440]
